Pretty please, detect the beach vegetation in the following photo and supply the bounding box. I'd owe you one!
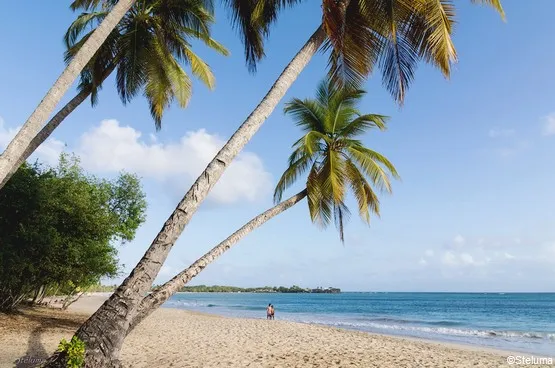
[0,154,146,312]
[57,336,86,368]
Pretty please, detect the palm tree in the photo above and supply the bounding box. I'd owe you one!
[0,0,137,186]
[44,2,504,366]
[0,0,228,189]
[125,80,398,334]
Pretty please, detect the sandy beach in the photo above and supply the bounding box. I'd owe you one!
[0,294,553,368]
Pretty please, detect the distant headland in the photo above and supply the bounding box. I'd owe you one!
[176,285,341,294]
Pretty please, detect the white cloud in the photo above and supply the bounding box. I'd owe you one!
[77,119,272,204]
[1,117,272,205]
[495,140,530,158]
[486,126,532,157]
[488,128,516,138]
[0,116,65,165]
[424,249,434,257]
[453,234,465,247]
[542,113,555,136]
[441,251,487,268]
[459,253,475,265]
[441,251,458,266]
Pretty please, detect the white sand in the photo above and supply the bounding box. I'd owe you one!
[1,293,553,367]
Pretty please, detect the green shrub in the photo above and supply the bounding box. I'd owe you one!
[57,336,85,368]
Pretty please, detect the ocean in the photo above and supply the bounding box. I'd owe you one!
[163,292,555,356]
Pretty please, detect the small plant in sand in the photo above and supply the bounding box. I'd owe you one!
[57,336,85,368]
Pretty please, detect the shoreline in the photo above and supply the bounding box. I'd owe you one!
[79,292,552,357]
[1,293,553,367]
[165,292,554,358]
[160,305,551,360]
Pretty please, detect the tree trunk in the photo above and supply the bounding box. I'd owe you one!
[128,189,307,333]
[31,286,43,304]
[36,285,48,305]
[0,0,136,189]
[47,285,61,307]
[62,286,91,310]
[44,25,325,368]
[0,89,91,188]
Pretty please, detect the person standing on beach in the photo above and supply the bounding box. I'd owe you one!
[270,304,275,320]
[266,304,272,320]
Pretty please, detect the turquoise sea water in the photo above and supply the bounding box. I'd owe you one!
[164,292,555,356]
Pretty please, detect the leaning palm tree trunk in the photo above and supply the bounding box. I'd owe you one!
[127,189,307,333]
[44,25,325,368]
[0,89,90,188]
[0,0,136,190]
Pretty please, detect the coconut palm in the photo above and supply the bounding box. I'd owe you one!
[0,0,505,188]
[0,0,136,185]
[123,80,398,334]
[49,2,505,366]
[0,0,228,189]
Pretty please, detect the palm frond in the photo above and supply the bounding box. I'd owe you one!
[347,146,396,193]
[306,164,333,227]
[322,0,348,82]
[180,27,230,56]
[471,0,505,19]
[223,0,302,71]
[153,0,215,31]
[317,80,365,133]
[284,98,326,133]
[410,0,457,78]
[115,15,152,103]
[345,158,380,223]
[376,0,421,104]
[142,36,193,128]
[303,131,330,155]
[339,114,388,137]
[274,152,313,203]
[143,59,173,130]
[182,48,216,89]
[332,200,351,242]
[64,11,108,49]
[70,0,118,11]
[320,148,346,203]
[325,0,382,88]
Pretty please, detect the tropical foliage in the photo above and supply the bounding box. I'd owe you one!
[122,80,397,334]
[228,0,504,101]
[66,0,228,127]
[275,80,399,241]
[0,154,147,312]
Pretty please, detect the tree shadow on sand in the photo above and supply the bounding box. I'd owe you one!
[14,326,49,368]
[10,309,85,368]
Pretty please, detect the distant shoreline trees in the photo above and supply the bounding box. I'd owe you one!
[175,285,341,294]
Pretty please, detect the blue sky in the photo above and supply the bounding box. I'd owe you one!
[1,1,554,292]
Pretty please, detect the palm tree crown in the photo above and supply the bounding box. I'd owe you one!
[275,80,400,241]
[65,0,229,128]
[227,0,504,102]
